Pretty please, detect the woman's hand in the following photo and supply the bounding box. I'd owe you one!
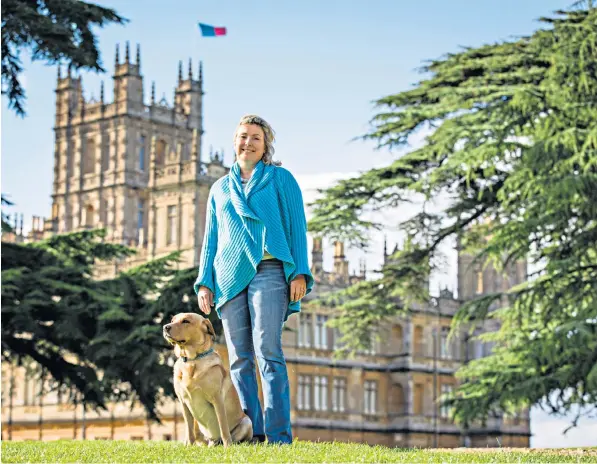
[290,275,307,302]
[197,286,214,315]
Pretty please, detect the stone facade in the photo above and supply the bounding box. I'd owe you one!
[47,42,228,276]
[1,235,531,446]
[1,43,530,447]
[287,237,531,447]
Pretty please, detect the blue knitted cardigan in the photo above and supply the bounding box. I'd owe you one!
[194,159,314,321]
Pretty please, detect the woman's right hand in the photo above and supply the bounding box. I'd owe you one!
[197,286,214,315]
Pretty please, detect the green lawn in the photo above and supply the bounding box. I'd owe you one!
[2,440,596,463]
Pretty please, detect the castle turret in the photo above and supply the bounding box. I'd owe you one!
[333,241,349,284]
[174,58,203,130]
[55,65,82,128]
[311,237,324,279]
[113,41,144,113]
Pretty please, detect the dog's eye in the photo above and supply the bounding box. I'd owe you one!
[182,320,190,324]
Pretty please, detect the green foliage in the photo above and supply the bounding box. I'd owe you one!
[1,194,14,232]
[1,0,127,116]
[1,229,191,420]
[309,5,597,425]
[150,266,223,337]
[1,230,131,408]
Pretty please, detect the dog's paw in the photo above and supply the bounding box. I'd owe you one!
[183,438,195,447]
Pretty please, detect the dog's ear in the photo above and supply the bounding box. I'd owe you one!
[202,319,216,342]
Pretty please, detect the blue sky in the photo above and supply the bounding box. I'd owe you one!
[2,0,596,447]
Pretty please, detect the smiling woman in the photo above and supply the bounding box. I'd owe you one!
[235,124,265,166]
[233,114,281,167]
[193,114,314,445]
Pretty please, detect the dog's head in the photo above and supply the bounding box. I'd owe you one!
[163,313,216,351]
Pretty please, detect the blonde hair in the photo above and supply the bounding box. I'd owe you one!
[233,114,281,166]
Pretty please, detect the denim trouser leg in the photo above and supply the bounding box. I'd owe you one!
[220,260,292,444]
[220,290,265,437]
[248,260,292,444]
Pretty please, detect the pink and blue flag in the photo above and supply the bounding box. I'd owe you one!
[198,23,227,37]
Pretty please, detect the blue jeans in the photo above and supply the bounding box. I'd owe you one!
[220,259,292,444]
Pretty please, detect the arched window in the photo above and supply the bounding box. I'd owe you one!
[138,135,146,171]
[166,205,177,245]
[178,142,191,161]
[137,199,145,246]
[476,270,484,295]
[413,325,424,356]
[156,140,167,166]
[100,199,109,227]
[392,325,403,354]
[389,383,405,415]
[82,139,96,175]
[101,136,110,171]
[414,383,424,415]
[84,205,94,228]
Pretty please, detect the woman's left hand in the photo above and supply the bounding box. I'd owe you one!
[290,275,307,302]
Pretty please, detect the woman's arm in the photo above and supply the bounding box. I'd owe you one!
[194,191,218,295]
[281,170,314,290]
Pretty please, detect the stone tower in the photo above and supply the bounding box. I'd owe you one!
[311,236,324,280]
[332,240,349,285]
[49,43,228,275]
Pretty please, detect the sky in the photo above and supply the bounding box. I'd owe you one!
[2,0,596,447]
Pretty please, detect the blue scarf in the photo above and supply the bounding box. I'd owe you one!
[229,160,275,244]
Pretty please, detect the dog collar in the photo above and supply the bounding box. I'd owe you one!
[181,347,214,363]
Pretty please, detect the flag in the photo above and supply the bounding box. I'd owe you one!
[198,23,227,37]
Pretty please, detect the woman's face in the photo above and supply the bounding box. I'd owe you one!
[235,124,266,165]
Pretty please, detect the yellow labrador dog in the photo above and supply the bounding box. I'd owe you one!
[163,312,252,447]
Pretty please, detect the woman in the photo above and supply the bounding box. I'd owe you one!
[194,114,314,445]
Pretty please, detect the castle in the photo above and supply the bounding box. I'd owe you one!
[4,42,227,275]
[1,43,531,447]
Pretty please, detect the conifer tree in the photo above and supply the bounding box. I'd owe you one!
[1,230,183,419]
[309,5,597,424]
[1,0,126,116]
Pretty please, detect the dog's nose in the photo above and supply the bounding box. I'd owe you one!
[164,324,171,333]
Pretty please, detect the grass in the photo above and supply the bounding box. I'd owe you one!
[2,440,596,463]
